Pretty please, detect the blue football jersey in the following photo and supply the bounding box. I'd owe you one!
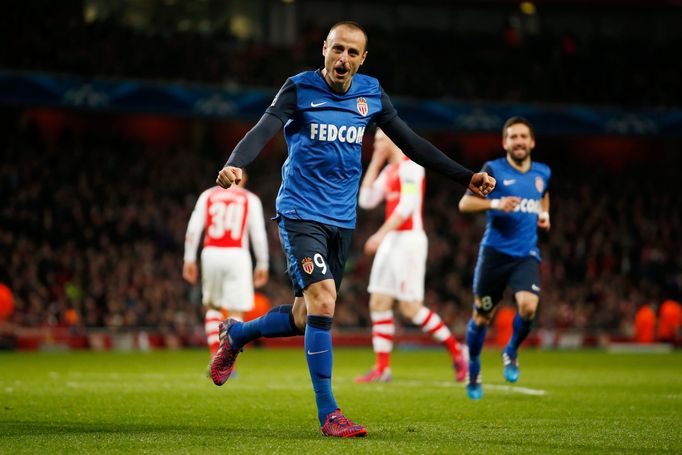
[479,157,551,260]
[265,69,397,228]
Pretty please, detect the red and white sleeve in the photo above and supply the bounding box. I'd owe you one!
[246,191,269,270]
[183,189,210,262]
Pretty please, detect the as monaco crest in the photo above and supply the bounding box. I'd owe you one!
[301,257,314,275]
[356,97,368,116]
[535,176,544,193]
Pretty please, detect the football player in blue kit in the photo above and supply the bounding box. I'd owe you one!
[458,116,551,400]
[210,21,496,437]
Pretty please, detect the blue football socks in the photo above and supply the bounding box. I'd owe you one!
[305,315,337,425]
[505,314,534,359]
[466,318,487,382]
[229,304,302,349]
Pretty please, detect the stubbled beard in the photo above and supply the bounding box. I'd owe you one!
[510,148,528,164]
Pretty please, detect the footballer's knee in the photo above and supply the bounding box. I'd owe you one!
[304,279,337,317]
[518,306,537,320]
[473,312,493,326]
[398,300,421,319]
[473,298,494,326]
[516,291,539,319]
[369,293,394,312]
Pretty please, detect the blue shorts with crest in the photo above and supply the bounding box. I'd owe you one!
[277,215,353,297]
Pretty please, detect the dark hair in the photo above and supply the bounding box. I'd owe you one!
[328,21,368,50]
[502,116,534,140]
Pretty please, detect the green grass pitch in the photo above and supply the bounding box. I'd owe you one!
[1,347,680,454]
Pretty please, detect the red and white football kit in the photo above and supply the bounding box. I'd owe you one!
[359,157,427,302]
[184,186,268,312]
[357,157,466,383]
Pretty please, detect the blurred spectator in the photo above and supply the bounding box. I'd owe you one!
[1,115,681,338]
[244,291,271,323]
[494,306,516,349]
[657,299,682,343]
[633,303,656,344]
[0,283,13,321]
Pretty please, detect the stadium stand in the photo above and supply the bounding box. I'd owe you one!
[1,1,680,349]
[1,112,680,346]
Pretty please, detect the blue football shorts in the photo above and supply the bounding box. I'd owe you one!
[276,215,353,297]
[472,246,541,314]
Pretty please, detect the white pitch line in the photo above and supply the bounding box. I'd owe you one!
[51,372,548,396]
[486,384,547,396]
[357,379,547,396]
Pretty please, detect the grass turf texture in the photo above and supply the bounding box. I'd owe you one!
[1,348,680,454]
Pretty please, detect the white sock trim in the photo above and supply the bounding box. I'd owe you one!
[205,309,222,320]
[205,321,220,333]
[412,307,430,325]
[432,326,451,342]
[373,337,393,353]
[370,310,394,322]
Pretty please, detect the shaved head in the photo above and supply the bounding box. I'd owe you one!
[327,21,368,52]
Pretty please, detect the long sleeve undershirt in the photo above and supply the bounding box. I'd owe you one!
[224,113,474,188]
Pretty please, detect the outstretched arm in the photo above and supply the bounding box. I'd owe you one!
[217,77,296,188]
[379,116,495,196]
[216,113,283,188]
[459,194,520,213]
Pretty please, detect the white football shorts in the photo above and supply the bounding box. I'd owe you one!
[200,247,254,312]
[368,230,427,302]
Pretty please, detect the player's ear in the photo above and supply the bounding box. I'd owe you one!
[322,40,328,57]
[360,50,368,66]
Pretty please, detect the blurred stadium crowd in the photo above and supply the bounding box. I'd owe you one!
[1,1,680,107]
[1,119,680,338]
[1,0,681,343]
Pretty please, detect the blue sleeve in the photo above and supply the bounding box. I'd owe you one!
[378,114,475,188]
[265,78,298,123]
[373,87,398,126]
[224,78,298,168]
[224,113,283,168]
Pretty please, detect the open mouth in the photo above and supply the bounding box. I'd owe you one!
[334,67,349,78]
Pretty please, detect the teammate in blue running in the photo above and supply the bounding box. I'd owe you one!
[458,116,551,400]
[210,21,496,437]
